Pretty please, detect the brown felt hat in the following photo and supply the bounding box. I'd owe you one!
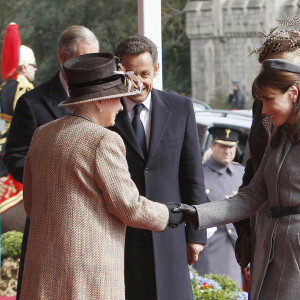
[59,52,141,107]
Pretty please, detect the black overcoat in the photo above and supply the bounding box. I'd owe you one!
[112,89,207,300]
[3,72,69,182]
[3,72,69,299]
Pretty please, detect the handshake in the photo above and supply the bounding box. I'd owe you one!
[166,202,198,228]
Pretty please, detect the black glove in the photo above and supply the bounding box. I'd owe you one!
[233,218,252,268]
[172,204,198,226]
[166,202,184,228]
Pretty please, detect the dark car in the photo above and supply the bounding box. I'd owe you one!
[194,109,252,165]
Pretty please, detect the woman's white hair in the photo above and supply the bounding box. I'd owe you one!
[67,102,88,114]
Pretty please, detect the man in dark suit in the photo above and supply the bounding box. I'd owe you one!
[113,35,207,300]
[3,25,99,299]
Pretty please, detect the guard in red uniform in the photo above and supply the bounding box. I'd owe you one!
[0,22,36,232]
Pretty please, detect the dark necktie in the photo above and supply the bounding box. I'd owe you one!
[132,104,147,158]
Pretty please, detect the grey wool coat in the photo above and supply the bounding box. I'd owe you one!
[20,116,169,300]
[195,125,300,300]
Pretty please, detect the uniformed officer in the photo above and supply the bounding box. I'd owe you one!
[0,23,36,228]
[193,126,244,288]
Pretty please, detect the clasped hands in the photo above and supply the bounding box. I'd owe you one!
[166,202,198,228]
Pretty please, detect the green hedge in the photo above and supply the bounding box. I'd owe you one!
[1,230,23,259]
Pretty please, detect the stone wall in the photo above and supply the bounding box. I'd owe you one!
[185,0,300,106]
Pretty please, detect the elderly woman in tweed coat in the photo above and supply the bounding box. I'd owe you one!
[176,59,300,300]
[19,53,180,300]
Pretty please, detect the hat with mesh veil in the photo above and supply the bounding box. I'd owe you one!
[59,52,141,107]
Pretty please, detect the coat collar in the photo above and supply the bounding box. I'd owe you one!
[205,155,233,175]
[114,88,171,162]
[41,72,69,118]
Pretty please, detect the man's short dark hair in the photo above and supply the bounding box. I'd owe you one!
[115,35,158,67]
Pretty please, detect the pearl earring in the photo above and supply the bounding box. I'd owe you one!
[99,105,103,113]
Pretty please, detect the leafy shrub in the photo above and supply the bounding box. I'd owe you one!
[190,267,248,300]
[194,288,236,300]
[1,231,23,259]
[204,273,239,292]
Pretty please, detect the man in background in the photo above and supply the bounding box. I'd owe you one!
[113,35,207,300]
[193,126,244,288]
[228,81,245,110]
[3,25,99,299]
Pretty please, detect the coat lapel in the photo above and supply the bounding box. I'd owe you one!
[147,89,171,163]
[41,72,69,119]
[114,100,145,159]
[115,91,171,162]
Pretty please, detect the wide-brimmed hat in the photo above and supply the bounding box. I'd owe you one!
[59,52,141,107]
[209,126,240,146]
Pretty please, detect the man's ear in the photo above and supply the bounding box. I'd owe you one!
[153,63,159,78]
[20,65,27,74]
[58,52,67,66]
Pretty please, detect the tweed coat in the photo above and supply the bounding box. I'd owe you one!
[195,124,300,300]
[20,116,169,300]
[2,72,69,299]
[112,89,207,300]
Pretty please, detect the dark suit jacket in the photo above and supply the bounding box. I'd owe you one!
[3,72,69,300]
[112,89,207,300]
[3,72,69,183]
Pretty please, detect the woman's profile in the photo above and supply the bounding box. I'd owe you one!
[176,58,300,300]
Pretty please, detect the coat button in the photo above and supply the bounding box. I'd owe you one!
[145,168,149,174]
[228,229,232,235]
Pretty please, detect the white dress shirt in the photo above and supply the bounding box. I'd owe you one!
[123,93,152,150]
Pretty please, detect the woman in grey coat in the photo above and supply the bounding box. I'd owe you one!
[176,58,300,300]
